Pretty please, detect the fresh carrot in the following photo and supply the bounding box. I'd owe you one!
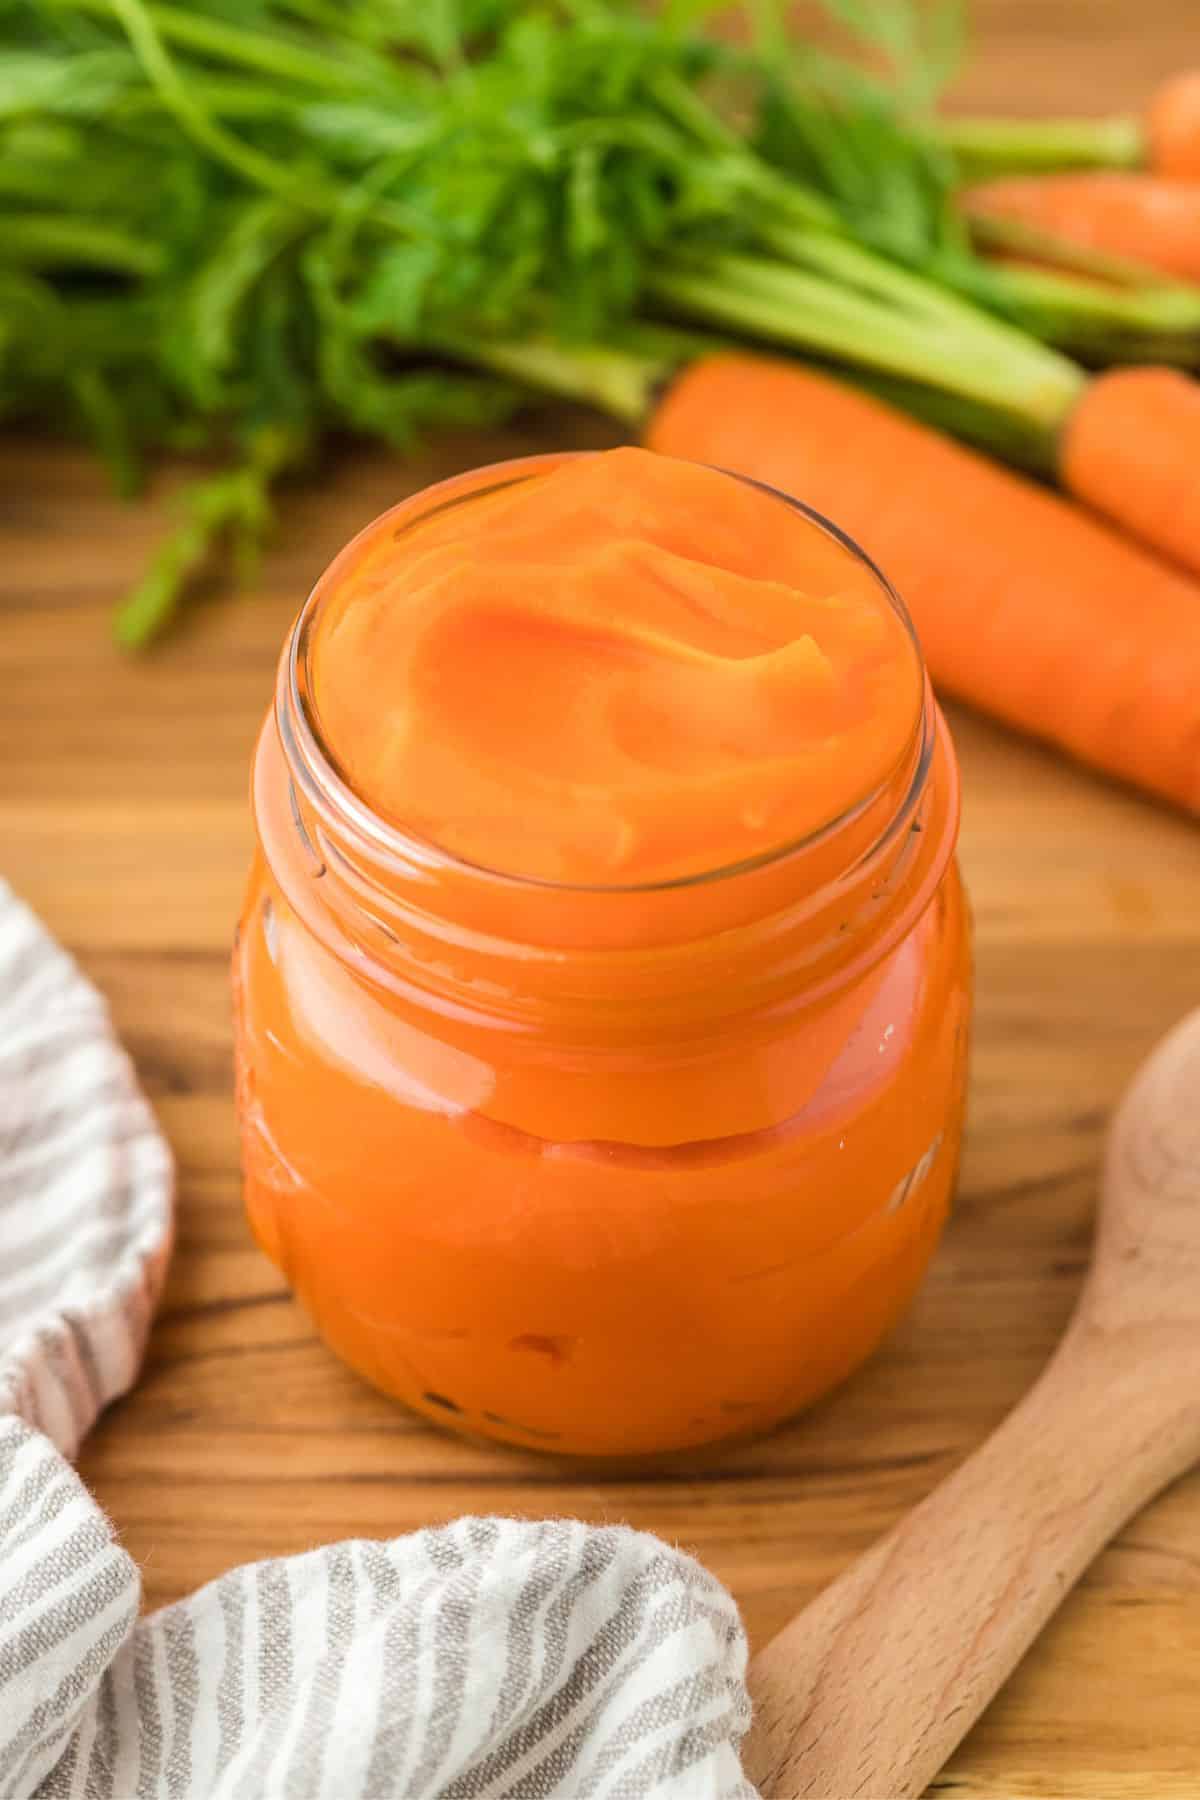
[936,72,1200,178]
[963,174,1200,287]
[645,353,1200,812]
[1062,367,1200,580]
[1147,71,1200,179]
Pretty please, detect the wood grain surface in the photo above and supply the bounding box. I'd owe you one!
[4,5,1200,1793]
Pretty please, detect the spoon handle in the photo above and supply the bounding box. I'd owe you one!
[743,1330,1200,1800]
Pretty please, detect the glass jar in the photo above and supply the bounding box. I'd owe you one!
[233,455,971,1458]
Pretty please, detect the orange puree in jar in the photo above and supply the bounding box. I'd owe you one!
[309,449,921,888]
[234,448,971,1456]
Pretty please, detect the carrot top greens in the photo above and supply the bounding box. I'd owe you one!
[3,0,1198,642]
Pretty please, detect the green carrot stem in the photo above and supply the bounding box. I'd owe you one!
[451,325,1068,479]
[0,213,165,276]
[981,261,1200,346]
[647,249,1085,435]
[103,0,303,195]
[758,211,1158,392]
[113,476,242,649]
[933,112,1144,176]
[743,163,844,233]
[115,78,303,121]
[54,0,376,93]
[957,213,1200,361]
[966,209,1194,290]
[761,208,1200,367]
[113,427,300,649]
[644,75,843,234]
[759,216,1031,335]
[646,69,749,158]
[438,334,679,425]
[70,367,142,496]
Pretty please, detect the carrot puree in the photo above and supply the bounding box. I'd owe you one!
[234,449,971,1456]
[308,448,922,887]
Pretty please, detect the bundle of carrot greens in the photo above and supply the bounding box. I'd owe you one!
[6,0,1200,810]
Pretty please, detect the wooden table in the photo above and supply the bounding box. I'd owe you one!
[5,4,1199,1792]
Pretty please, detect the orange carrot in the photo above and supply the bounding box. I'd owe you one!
[645,354,1200,811]
[950,180,1200,573]
[1062,367,1200,578]
[964,174,1200,286]
[1147,71,1200,179]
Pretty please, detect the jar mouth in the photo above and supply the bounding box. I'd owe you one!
[280,453,930,900]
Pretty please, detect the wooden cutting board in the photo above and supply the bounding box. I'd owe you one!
[5,6,1199,1790]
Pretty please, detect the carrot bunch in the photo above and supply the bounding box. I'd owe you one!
[945,71,1200,311]
[657,55,1200,814]
[907,67,1200,590]
[10,0,1200,822]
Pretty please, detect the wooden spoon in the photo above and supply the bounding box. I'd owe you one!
[744,1007,1200,1800]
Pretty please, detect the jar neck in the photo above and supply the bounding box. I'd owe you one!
[254,631,957,1040]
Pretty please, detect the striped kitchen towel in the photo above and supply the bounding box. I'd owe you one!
[0,881,755,1799]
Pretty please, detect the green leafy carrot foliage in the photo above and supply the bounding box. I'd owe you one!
[3,0,1196,641]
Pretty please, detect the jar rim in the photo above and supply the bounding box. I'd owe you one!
[278,452,931,902]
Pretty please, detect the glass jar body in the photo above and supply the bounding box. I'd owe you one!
[233,726,970,1457]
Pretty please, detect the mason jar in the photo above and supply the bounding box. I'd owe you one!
[233,454,971,1457]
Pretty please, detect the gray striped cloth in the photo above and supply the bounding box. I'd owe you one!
[0,883,756,1799]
